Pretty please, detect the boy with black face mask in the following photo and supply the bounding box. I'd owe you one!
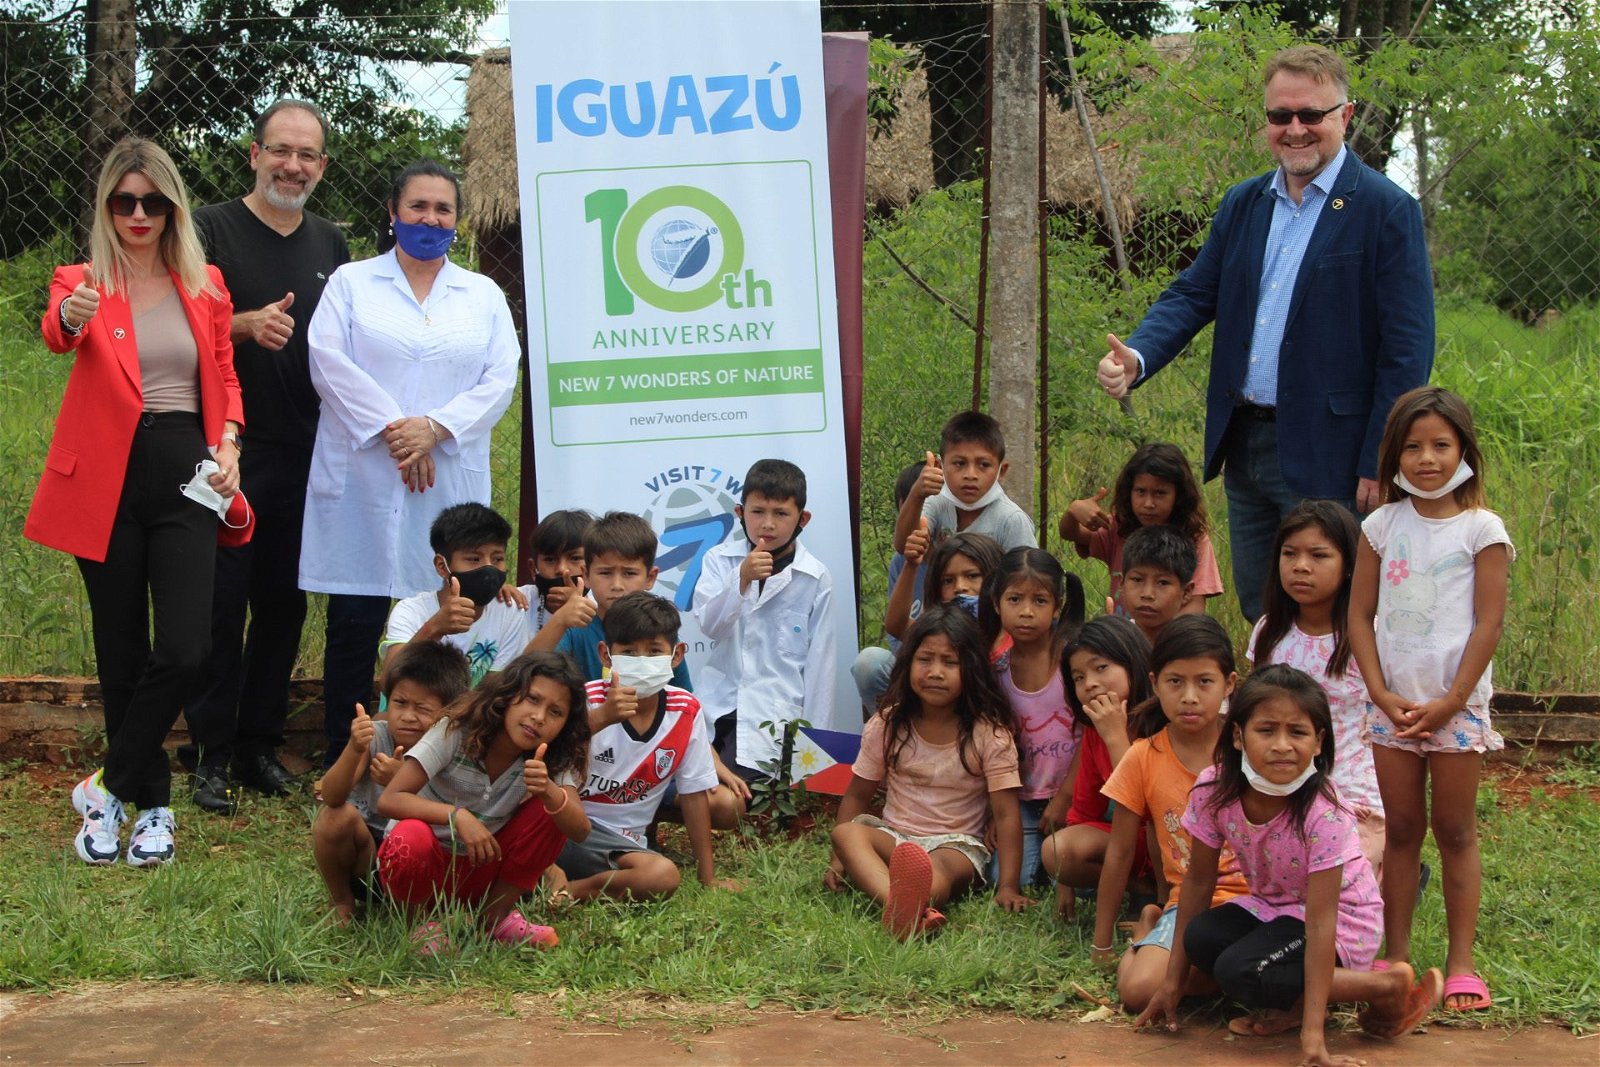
[380,503,526,686]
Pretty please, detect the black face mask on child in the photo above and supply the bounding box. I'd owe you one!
[451,565,506,608]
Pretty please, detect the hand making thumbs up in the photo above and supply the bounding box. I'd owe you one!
[428,575,477,637]
[250,291,296,351]
[61,263,101,332]
[904,515,932,565]
[523,742,550,798]
[917,450,945,499]
[1097,333,1140,399]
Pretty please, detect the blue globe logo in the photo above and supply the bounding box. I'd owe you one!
[649,219,718,287]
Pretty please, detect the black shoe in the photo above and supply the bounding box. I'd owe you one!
[233,753,299,797]
[191,767,238,814]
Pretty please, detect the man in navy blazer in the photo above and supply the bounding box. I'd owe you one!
[1096,44,1433,621]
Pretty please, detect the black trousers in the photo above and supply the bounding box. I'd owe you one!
[181,443,312,771]
[76,413,216,809]
[320,592,390,761]
[1184,901,1345,1011]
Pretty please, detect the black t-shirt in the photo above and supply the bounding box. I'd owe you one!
[193,198,350,449]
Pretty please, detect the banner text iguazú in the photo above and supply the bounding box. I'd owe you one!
[533,66,801,142]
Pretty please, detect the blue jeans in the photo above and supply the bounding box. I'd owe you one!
[988,796,1048,888]
[851,646,895,717]
[1222,419,1356,622]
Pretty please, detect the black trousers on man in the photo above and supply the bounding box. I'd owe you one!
[181,443,311,772]
[77,413,215,809]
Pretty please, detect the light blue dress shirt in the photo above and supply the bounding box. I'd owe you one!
[1241,145,1350,406]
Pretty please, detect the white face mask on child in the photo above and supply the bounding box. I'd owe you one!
[1394,460,1474,501]
[939,479,1005,513]
[1240,752,1319,798]
[609,654,674,697]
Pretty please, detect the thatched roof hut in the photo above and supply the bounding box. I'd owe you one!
[462,40,1188,238]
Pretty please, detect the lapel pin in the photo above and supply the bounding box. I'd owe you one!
[114,328,127,339]
[1331,198,1345,211]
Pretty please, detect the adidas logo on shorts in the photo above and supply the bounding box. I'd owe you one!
[595,747,615,764]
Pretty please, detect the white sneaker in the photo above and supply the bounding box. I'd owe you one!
[72,770,126,865]
[126,807,177,867]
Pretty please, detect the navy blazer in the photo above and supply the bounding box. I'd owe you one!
[1126,154,1434,499]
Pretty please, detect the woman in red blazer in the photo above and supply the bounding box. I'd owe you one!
[30,137,244,868]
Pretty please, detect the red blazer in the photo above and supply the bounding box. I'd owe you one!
[26,263,244,562]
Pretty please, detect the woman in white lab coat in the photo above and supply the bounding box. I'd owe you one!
[301,158,519,763]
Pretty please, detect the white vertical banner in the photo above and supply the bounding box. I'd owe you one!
[509,0,860,737]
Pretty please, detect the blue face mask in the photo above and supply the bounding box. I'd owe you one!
[952,593,981,619]
[392,219,456,261]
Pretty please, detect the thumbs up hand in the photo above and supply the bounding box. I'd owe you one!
[916,451,945,499]
[1068,487,1113,533]
[523,742,551,798]
[553,576,596,630]
[1097,333,1140,399]
[429,575,476,636]
[350,702,375,753]
[249,292,296,351]
[62,264,102,331]
[370,743,407,787]
[904,516,933,565]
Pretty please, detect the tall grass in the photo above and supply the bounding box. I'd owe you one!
[2,211,1597,689]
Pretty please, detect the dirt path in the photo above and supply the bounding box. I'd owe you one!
[0,984,1588,1066]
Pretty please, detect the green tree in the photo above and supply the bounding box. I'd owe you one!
[6,0,496,252]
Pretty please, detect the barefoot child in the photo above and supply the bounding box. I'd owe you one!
[377,652,592,951]
[1092,616,1250,1012]
[1138,665,1444,1065]
[983,547,1086,886]
[1041,615,1154,918]
[313,643,470,924]
[827,606,1031,939]
[1059,442,1222,615]
[1251,501,1385,873]
[1348,387,1512,1011]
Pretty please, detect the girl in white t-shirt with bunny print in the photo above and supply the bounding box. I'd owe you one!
[1348,386,1513,1014]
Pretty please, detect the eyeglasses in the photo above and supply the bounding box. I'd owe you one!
[1265,103,1347,126]
[107,192,175,217]
[259,143,326,166]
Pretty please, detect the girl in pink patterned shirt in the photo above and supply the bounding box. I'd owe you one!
[1138,666,1442,1067]
[1250,501,1385,874]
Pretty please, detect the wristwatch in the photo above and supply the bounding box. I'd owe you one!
[221,431,242,453]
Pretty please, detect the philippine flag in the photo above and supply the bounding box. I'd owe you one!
[787,726,861,795]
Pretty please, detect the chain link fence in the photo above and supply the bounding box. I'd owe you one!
[2,3,1595,690]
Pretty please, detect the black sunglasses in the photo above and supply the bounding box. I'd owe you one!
[1265,103,1347,126]
[107,192,175,217]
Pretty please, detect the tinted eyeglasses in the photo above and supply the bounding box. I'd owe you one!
[107,192,175,217]
[1265,103,1347,126]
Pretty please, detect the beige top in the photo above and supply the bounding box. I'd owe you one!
[134,291,199,413]
[853,712,1021,839]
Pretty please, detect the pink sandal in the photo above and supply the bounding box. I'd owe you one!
[411,920,453,958]
[1443,973,1492,1011]
[492,909,559,950]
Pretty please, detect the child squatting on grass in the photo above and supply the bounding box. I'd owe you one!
[1137,665,1444,1066]
[1347,386,1513,1012]
[1090,615,1249,1014]
[313,642,471,925]
[376,652,592,954]
[826,605,1031,941]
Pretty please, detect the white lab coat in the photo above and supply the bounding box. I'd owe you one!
[693,539,837,772]
[299,250,519,597]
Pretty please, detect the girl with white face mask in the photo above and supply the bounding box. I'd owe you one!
[1138,665,1445,1067]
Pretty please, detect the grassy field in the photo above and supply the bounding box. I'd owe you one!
[3,207,1598,689]
[0,758,1596,1029]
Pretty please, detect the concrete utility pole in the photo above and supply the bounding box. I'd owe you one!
[986,0,1041,517]
[80,0,137,251]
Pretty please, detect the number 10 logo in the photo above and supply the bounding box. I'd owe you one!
[585,185,745,315]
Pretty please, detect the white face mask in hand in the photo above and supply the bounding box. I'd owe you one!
[1394,460,1474,501]
[180,460,249,528]
[608,654,675,697]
